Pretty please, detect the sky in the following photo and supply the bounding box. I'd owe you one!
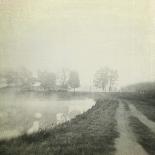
[0,0,155,87]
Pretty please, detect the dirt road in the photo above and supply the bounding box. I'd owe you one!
[115,100,148,155]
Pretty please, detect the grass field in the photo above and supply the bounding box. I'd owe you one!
[0,92,155,155]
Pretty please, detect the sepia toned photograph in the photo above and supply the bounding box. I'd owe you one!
[0,0,155,155]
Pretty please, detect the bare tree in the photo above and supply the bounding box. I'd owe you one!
[38,71,56,91]
[58,68,69,90]
[19,68,34,90]
[93,67,118,92]
[68,70,80,93]
[108,69,118,92]
[93,67,109,92]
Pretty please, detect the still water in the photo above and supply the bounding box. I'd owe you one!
[0,90,95,139]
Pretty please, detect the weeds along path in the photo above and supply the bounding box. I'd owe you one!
[128,103,155,133]
[115,100,148,155]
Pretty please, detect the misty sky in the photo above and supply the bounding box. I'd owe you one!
[0,0,155,87]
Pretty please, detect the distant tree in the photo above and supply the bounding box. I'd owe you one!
[3,68,35,90]
[108,69,118,92]
[18,68,34,90]
[4,70,20,87]
[68,71,80,93]
[38,71,56,91]
[58,69,69,90]
[93,67,110,92]
[94,67,118,92]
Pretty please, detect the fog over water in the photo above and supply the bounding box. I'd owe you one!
[0,0,155,87]
[0,91,95,139]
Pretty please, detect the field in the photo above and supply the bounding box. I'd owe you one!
[0,92,155,155]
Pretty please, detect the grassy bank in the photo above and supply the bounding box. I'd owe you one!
[0,98,119,155]
[129,116,155,155]
[131,100,155,122]
[120,93,155,122]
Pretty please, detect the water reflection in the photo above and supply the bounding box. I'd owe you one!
[56,113,68,125]
[27,121,40,134]
[0,91,95,139]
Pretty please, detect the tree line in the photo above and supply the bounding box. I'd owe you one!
[0,68,80,92]
[93,67,118,92]
[0,67,118,92]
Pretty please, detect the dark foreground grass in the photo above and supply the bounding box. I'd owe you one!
[0,98,119,155]
[129,116,155,155]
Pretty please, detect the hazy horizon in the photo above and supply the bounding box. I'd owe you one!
[0,0,155,87]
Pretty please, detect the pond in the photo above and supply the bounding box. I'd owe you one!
[0,90,95,139]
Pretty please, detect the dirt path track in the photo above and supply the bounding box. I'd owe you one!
[115,100,148,155]
[128,103,155,133]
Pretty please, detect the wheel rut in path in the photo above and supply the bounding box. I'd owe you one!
[128,103,155,133]
[115,100,148,155]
